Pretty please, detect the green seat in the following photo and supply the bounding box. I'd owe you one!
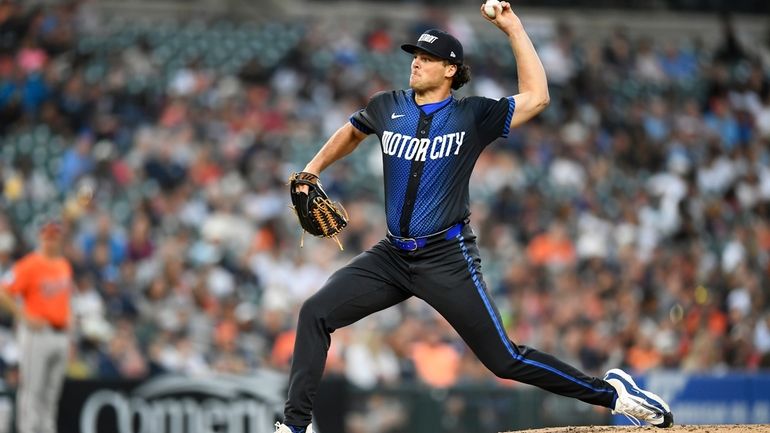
[2,142,15,161]
[11,201,32,224]
[46,154,60,176]
[33,125,50,144]
[16,133,33,155]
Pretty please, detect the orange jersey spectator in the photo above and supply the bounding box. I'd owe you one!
[0,221,73,433]
[526,222,576,267]
[411,337,461,388]
[4,251,72,329]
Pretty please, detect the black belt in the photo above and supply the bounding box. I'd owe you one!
[387,220,467,251]
[25,323,68,332]
[49,323,68,332]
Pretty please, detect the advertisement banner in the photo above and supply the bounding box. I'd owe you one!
[58,370,287,433]
[614,372,770,425]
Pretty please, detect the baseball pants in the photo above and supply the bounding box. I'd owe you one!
[17,324,68,433]
[283,224,617,426]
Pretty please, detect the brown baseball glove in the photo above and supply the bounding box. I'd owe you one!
[289,172,348,249]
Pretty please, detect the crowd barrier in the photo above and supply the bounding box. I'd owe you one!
[0,371,765,432]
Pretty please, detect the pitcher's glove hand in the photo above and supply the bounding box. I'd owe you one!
[289,172,348,249]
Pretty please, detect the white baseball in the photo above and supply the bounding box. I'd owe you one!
[484,0,500,18]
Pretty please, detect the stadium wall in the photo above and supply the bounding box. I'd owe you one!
[81,0,768,47]
[0,372,764,432]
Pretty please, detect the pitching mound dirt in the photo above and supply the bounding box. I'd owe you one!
[507,425,770,433]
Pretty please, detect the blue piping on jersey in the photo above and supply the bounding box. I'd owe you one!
[454,233,614,395]
[349,116,373,134]
[418,95,453,116]
[501,96,516,138]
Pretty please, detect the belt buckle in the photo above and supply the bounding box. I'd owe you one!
[395,237,418,251]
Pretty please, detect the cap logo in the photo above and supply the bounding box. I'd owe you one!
[450,51,456,58]
[418,33,438,43]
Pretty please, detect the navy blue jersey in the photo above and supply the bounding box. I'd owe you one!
[350,89,515,237]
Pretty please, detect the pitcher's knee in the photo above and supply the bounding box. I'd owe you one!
[298,295,333,331]
[485,358,520,379]
[489,365,510,379]
[299,298,321,323]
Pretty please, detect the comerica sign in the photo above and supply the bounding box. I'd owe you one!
[80,391,275,433]
[71,373,286,433]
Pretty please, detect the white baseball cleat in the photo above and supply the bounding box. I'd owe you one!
[604,368,674,428]
[274,422,315,433]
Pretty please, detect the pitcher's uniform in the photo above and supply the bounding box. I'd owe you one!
[283,89,617,426]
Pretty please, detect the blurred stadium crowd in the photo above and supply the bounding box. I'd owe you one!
[0,0,769,397]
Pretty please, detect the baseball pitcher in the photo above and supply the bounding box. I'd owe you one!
[279,4,673,432]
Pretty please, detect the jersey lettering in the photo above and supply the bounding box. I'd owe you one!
[414,138,431,162]
[429,135,445,159]
[452,132,465,155]
[41,277,70,297]
[404,138,420,160]
[382,130,466,161]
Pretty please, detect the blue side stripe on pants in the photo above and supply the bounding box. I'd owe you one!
[455,233,613,395]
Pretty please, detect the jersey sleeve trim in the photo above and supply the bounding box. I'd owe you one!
[501,96,516,138]
[349,116,374,135]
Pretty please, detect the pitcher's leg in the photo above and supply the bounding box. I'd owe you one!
[284,243,410,426]
[415,230,616,408]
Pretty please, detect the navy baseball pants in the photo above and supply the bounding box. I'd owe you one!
[284,224,617,426]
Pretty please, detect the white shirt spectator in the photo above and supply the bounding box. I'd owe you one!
[754,314,770,354]
[697,156,738,194]
[549,158,586,191]
[539,39,575,86]
[345,331,400,389]
[576,212,612,259]
[722,238,747,274]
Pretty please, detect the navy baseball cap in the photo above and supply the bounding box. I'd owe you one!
[401,29,464,64]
